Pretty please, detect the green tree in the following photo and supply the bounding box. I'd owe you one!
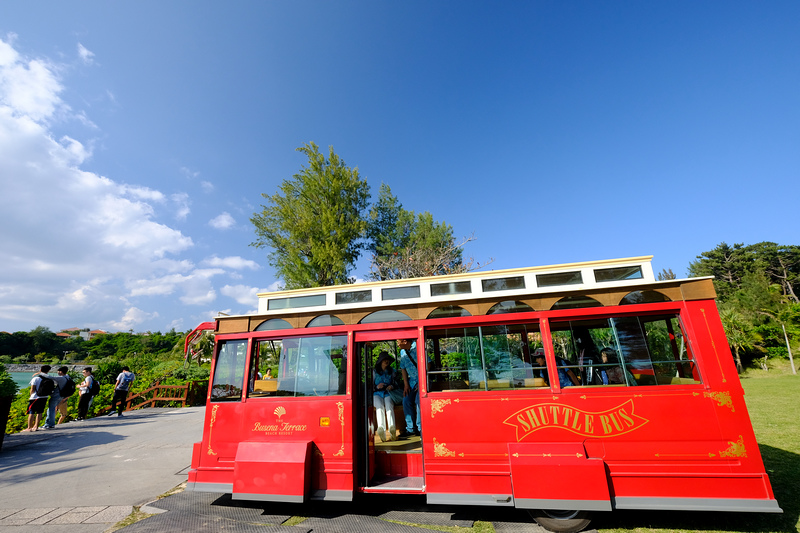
[251,143,371,289]
[719,307,762,373]
[688,242,752,302]
[366,184,488,280]
[747,242,800,303]
[657,268,677,281]
[365,183,414,261]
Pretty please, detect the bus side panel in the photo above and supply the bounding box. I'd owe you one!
[238,397,354,501]
[509,442,612,511]
[421,394,515,505]
[190,397,354,500]
[420,379,777,510]
[233,441,311,502]
[680,300,778,502]
[188,401,245,492]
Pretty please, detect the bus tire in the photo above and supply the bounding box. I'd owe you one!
[528,509,591,533]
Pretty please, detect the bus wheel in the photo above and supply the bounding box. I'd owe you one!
[528,509,591,533]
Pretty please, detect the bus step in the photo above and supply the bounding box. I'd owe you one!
[362,476,424,493]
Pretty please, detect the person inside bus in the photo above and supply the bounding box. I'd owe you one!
[600,348,637,386]
[574,328,602,385]
[533,348,580,387]
[398,339,421,439]
[373,351,397,442]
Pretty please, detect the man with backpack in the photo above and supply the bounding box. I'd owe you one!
[108,366,135,417]
[25,365,54,432]
[77,367,98,421]
[50,366,76,426]
[42,366,70,429]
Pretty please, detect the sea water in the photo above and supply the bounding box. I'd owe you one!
[10,372,34,391]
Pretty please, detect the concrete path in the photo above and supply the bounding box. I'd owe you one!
[1,406,578,532]
[0,407,204,532]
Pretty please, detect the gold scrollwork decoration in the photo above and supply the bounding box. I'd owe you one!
[333,401,345,457]
[433,437,456,458]
[430,399,451,418]
[207,404,219,456]
[704,391,735,412]
[719,435,747,458]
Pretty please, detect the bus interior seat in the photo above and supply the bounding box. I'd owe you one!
[253,379,278,392]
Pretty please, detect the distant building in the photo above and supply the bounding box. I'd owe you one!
[58,328,107,341]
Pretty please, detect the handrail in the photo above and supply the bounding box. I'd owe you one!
[100,380,208,414]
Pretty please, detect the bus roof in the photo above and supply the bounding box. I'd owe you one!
[208,256,717,332]
[244,255,698,315]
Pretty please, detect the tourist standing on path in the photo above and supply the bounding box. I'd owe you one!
[76,367,96,420]
[109,366,135,417]
[54,366,76,424]
[43,367,68,429]
[25,365,53,432]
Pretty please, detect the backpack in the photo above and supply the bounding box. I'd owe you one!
[36,375,55,397]
[89,377,101,397]
[60,376,76,397]
[118,372,135,391]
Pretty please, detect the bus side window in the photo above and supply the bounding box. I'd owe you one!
[552,314,703,387]
[249,340,280,397]
[210,339,248,402]
[426,323,547,392]
[640,316,702,385]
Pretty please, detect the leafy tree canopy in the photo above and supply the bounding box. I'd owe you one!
[690,241,800,372]
[251,142,371,289]
[365,184,489,280]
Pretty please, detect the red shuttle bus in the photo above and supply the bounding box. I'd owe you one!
[187,256,781,532]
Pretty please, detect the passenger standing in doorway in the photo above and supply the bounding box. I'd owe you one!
[109,366,135,417]
[398,339,421,439]
[373,352,397,442]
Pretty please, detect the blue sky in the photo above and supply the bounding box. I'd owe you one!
[1,2,798,334]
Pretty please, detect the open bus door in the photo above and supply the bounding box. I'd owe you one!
[354,329,425,494]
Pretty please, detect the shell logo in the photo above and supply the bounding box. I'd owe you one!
[273,406,286,421]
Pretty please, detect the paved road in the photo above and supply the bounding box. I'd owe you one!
[0,407,204,533]
[0,407,561,533]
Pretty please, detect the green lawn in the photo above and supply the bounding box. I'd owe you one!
[594,369,800,533]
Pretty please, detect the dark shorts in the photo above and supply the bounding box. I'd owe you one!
[27,397,48,415]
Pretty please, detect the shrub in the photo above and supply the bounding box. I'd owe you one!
[0,363,18,398]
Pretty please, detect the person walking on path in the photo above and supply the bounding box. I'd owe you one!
[76,367,96,421]
[25,365,53,432]
[42,366,69,429]
[109,366,135,417]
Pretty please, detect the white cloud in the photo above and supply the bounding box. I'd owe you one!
[77,43,95,65]
[181,289,216,306]
[111,307,158,331]
[0,36,197,332]
[202,255,260,270]
[200,180,214,193]
[209,212,235,230]
[220,284,260,305]
[180,166,199,179]
[172,192,191,220]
